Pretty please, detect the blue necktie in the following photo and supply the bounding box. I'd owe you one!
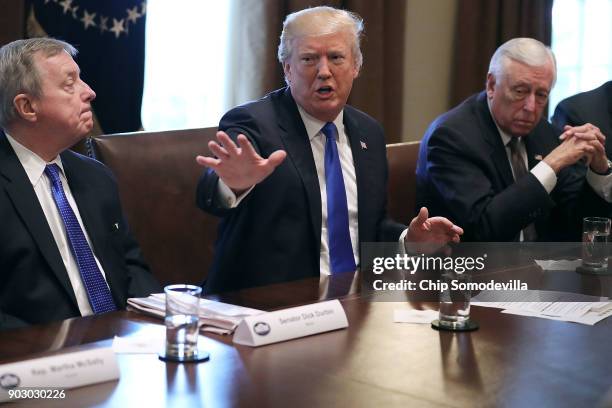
[44,164,117,314]
[322,122,356,274]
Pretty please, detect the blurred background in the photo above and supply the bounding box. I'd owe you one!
[1,0,610,143]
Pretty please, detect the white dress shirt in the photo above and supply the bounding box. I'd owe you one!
[295,106,359,276]
[6,133,109,316]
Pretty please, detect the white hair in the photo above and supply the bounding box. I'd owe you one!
[277,6,364,71]
[488,37,557,86]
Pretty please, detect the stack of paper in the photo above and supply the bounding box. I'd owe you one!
[127,294,264,335]
[472,290,612,325]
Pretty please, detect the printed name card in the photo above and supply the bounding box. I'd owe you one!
[0,347,119,402]
[233,299,348,347]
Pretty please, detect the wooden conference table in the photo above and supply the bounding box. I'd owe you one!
[1,269,612,408]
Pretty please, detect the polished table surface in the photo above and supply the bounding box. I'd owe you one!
[1,271,612,408]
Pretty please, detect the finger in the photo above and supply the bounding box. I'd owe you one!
[412,207,429,229]
[266,150,287,168]
[559,129,575,141]
[196,155,220,168]
[237,134,261,159]
[209,141,231,159]
[216,132,241,156]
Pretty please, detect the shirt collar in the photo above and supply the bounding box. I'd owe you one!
[295,104,345,142]
[4,132,65,186]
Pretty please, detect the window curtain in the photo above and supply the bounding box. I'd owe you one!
[224,0,406,143]
[450,0,553,107]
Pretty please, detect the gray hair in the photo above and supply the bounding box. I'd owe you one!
[277,6,364,71]
[0,38,77,129]
[488,37,557,87]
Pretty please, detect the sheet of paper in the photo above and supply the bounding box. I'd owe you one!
[393,309,439,324]
[112,335,165,354]
[534,259,582,271]
[472,290,612,325]
[502,307,612,326]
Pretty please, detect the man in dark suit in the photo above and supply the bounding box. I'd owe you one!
[552,81,612,159]
[0,38,160,330]
[196,7,463,294]
[416,38,611,242]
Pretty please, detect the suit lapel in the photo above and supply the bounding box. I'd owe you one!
[475,93,515,187]
[273,89,322,249]
[343,110,368,238]
[0,133,79,308]
[524,129,550,170]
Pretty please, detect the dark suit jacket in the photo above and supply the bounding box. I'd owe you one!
[552,81,612,158]
[197,87,405,293]
[0,132,160,330]
[416,92,599,242]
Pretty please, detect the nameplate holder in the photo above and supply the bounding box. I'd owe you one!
[0,346,119,402]
[233,299,348,347]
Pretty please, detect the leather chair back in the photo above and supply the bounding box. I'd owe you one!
[89,128,218,286]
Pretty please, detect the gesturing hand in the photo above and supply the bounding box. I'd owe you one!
[405,207,463,254]
[196,131,287,194]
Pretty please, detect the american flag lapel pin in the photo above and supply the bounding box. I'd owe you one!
[360,140,367,150]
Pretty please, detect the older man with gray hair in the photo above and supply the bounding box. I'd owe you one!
[0,38,160,330]
[416,37,610,242]
[196,6,463,294]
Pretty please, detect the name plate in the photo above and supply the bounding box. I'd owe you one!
[233,299,348,347]
[0,346,119,402]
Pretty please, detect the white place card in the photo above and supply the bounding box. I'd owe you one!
[0,347,119,402]
[233,300,348,347]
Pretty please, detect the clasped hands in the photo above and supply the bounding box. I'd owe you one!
[546,123,607,173]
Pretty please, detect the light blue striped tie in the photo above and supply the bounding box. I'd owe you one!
[45,164,117,314]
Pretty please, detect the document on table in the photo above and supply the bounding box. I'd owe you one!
[127,294,264,335]
[534,259,582,271]
[393,309,439,324]
[472,290,612,325]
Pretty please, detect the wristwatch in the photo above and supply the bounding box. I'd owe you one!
[593,159,612,176]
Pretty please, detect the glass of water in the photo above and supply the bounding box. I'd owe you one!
[161,284,209,362]
[581,217,611,273]
[433,270,478,331]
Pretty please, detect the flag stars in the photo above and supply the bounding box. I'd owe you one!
[58,0,73,14]
[110,18,126,38]
[81,10,96,30]
[126,6,141,24]
[41,2,147,38]
[99,16,109,33]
